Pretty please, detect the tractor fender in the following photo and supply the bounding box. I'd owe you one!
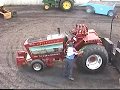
[82,30,102,44]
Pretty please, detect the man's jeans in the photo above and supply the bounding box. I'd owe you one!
[64,58,75,78]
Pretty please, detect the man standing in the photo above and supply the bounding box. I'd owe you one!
[64,42,83,81]
[0,3,4,11]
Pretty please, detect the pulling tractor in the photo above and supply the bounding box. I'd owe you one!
[42,0,74,11]
[16,24,110,73]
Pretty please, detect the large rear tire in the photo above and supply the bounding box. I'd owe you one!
[60,0,74,11]
[76,44,108,73]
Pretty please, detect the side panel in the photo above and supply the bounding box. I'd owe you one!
[24,37,65,60]
[29,42,63,55]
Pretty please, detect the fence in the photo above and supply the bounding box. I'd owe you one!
[0,0,120,5]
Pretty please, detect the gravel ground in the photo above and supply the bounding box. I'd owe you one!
[0,5,120,89]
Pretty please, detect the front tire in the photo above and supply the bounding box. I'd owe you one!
[11,11,17,17]
[44,4,51,10]
[60,0,74,11]
[31,60,45,72]
[76,44,108,73]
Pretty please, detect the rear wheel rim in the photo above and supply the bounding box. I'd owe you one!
[33,63,42,71]
[86,54,102,70]
[62,1,71,10]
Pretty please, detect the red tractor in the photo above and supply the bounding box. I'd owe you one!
[16,24,108,73]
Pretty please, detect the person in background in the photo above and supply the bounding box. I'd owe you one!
[64,42,83,81]
[0,3,4,12]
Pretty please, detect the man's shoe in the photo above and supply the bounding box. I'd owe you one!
[68,77,74,81]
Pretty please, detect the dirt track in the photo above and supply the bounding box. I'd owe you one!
[0,5,120,89]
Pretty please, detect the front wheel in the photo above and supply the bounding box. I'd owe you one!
[44,4,51,10]
[76,44,108,73]
[31,60,45,72]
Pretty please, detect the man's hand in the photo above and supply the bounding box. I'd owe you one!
[77,51,84,56]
